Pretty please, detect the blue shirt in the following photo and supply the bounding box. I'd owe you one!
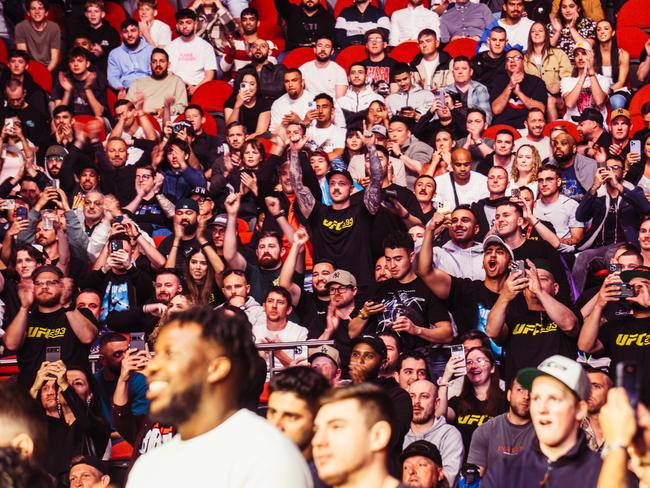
[94,369,150,427]
[107,38,153,90]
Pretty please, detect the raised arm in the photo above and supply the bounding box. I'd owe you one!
[486,272,525,343]
[3,281,34,351]
[361,123,383,215]
[288,137,316,219]
[223,192,248,270]
[65,308,99,345]
[278,228,308,306]
[417,217,453,300]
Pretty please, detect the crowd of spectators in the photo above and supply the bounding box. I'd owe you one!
[0,0,648,486]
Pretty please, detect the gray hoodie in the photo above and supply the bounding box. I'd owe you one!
[432,240,485,280]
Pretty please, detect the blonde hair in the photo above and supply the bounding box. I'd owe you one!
[511,144,542,183]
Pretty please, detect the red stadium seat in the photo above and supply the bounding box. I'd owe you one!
[174,113,218,136]
[334,0,380,17]
[251,0,280,21]
[133,0,177,31]
[189,80,233,113]
[258,137,273,155]
[388,41,419,63]
[104,2,128,33]
[272,37,286,54]
[543,120,580,141]
[443,38,479,59]
[616,27,650,59]
[484,124,522,140]
[0,38,7,64]
[281,47,316,69]
[335,45,367,72]
[258,20,284,40]
[106,88,118,117]
[616,0,650,30]
[27,61,52,93]
[73,115,107,141]
[630,85,650,121]
[153,235,167,248]
[384,0,429,17]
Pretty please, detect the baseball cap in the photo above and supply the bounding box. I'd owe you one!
[400,440,443,467]
[308,345,341,368]
[610,108,631,122]
[621,266,650,283]
[208,213,228,227]
[482,235,515,261]
[350,335,387,358]
[69,455,106,475]
[310,148,330,162]
[175,198,199,213]
[517,355,591,401]
[571,107,604,125]
[190,186,208,198]
[327,269,357,287]
[371,125,388,138]
[45,145,67,159]
[574,40,592,52]
[325,169,354,184]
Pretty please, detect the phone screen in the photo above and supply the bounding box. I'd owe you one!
[450,345,467,375]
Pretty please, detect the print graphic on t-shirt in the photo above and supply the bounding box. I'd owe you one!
[27,326,66,339]
[457,414,491,426]
[512,321,559,335]
[322,217,354,231]
[101,282,130,321]
[477,303,503,357]
[615,333,650,347]
[378,289,426,333]
[139,423,175,455]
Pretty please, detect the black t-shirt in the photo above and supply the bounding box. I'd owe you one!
[133,196,171,235]
[367,276,450,351]
[361,57,398,90]
[245,262,282,305]
[157,236,200,271]
[17,307,94,388]
[499,295,579,386]
[51,72,107,116]
[297,290,329,339]
[447,277,500,337]
[489,73,547,129]
[450,392,509,454]
[599,315,650,405]
[224,96,271,135]
[512,239,572,304]
[306,192,375,290]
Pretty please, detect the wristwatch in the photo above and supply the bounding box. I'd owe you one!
[474,139,483,146]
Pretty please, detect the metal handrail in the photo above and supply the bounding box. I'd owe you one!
[0,340,336,379]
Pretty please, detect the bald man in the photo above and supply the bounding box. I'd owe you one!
[433,148,489,207]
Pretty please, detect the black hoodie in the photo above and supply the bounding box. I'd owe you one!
[274,0,336,50]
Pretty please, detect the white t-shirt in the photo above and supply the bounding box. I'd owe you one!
[306,125,346,152]
[299,60,348,99]
[560,74,612,122]
[252,321,309,371]
[533,194,583,240]
[270,90,347,130]
[165,36,218,86]
[122,126,146,166]
[434,171,489,206]
[150,19,172,47]
[127,409,313,488]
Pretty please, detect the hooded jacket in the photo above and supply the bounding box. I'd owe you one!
[410,49,454,91]
[432,240,485,280]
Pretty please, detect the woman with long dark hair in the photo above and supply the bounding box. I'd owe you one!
[624,133,650,197]
[548,0,596,63]
[224,71,271,139]
[181,248,223,305]
[594,20,630,108]
[30,361,110,481]
[437,346,508,452]
[525,22,572,120]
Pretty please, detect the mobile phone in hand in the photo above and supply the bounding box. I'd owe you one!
[616,361,640,409]
[450,344,467,375]
[130,332,146,352]
[45,346,61,363]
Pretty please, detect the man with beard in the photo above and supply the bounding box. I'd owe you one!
[237,39,288,102]
[300,36,348,99]
[404,379,464,486]
[107,19,153,90]
[347,335,413,477]
[224,194,286,303]
[74,190,111,261]
[279,229,334,338]
[337,63,384,123]
[219,8,279,81]
[413,176,436,224]
[94,332,149,425]
[306,94,347,161]
[579,266,650,406]
[513,108,551,162]
[218,269,266,328]
[185,104,226,169]
[379,330,402,379]
[275,0,335,51]
[165,9,216,95]
[157,199,200,270]
[127,48,188,118]
[4,265,98,388]
[549,130,598,203]
[434,148,488,207]
[351,233,452,376]
[467,379,535,476]
[575,108,611,160]
[69,161,102,210]
[126,166,175,237]
[487,259,579,386]
[127,307,311,487]
[267,366,331,488]
[580,366,612,453]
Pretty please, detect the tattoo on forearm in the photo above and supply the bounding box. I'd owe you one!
[289,150,315,214]
[364,144,382,214]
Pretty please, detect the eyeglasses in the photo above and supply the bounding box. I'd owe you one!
[466,357,490,367]
[223,269,245,278]
[329,285,352,295]
[608,165,623,171]
[34,279,61,288]
[506,56,523,62]
[367,37,384,43]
